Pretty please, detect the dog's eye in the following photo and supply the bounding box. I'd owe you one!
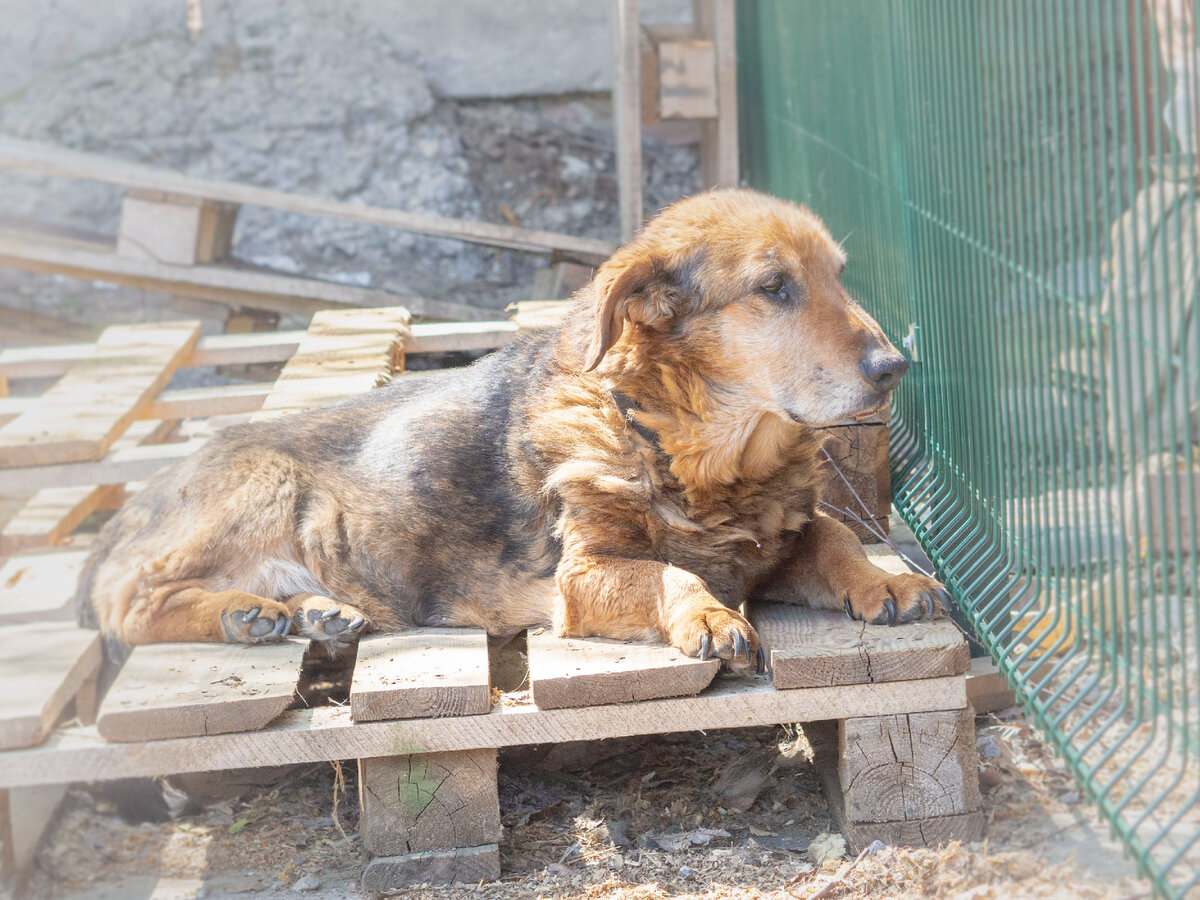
[760,274,790,300]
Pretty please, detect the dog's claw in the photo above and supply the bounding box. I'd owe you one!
[699,633,711,661]
[730,627,744,660]
[938,588,952,612]
[925,593,936,618]
[843,596,855,620]
[271,616,290,638]
[347,615,365,632]
[243,607,261,622]
[884,598,896,627]
[320,607,341,621]
[745,637,753,666]
[755,646,766,675]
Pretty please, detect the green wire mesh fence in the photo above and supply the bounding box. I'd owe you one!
[736,1,1199,896]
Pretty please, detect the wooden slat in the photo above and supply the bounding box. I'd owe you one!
[0,676,968,788]
[0,439,204,494]
[350,629,491,722]
[0,320,200,468]
[0,136,615,262]
[0,550,89,625]
[406,321,518,354]
[96,640,308,743]
[752,545,968,689]
[511,299,571,331]
[0,229,491,323]
[0,485,120,555]
[0,623,100,750]
[251,307,410,421]
[611,0,644,242]
[527,629,720,709]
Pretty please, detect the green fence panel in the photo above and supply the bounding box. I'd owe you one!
[737,2,1199,896]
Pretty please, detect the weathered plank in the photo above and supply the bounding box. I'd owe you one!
[96,640,308,743]
[0,623,100,750]
[0,439,204,495]
[0,549,89,625]
[527,629,720,709]
[693,0,739,187]
[611,0,643,242]
[0,320,200,468]
[251,307,410,421]
[350,630,491,722]
[966,656,1018,714]
[0,784,70,890]
[658,39,719,119]
[0,677,968,788]
[751,604,968,690]
[359,750,499,856]
[0,484,120,554]
[117,193,237,266]
[361,845,500,891]
[0,136,615,262]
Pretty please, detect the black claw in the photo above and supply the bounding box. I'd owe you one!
[938,588,952,612]
[884,598,896,627]
[321,607,341,621]
[243,607,261,622]
[843,596,855,620]
[699,634,711,661]
[730,627,743,659]
[745,638,753,666]
[271,616,290,638]
[925,593,936,618]
[755,647,766,675]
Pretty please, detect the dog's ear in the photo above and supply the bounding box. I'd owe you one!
[584,248,676,371]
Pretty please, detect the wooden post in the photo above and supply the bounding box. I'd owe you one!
[807,708,983,850]
[359,749,501,890]
[693,0,739,187]
[611,0,643,242]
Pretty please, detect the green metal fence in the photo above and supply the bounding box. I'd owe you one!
[737,1,1200,896]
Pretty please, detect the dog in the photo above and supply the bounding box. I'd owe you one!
[77,188,946,668]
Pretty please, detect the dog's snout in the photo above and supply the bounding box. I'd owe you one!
[861,350,909,391]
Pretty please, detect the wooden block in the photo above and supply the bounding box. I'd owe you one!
[752,604,968,690]
[350,629,491,722]
[966,656,1017,714]
[0,783,69,890]
[816,421,891,541]
[0,623,101,750]
[96,640,307,742]
[361,844,500,891]
[807,715,984,851]
[358,750,500,856]
[0,549,89,625]
[0,320,200,468]
[527,629,720,710]
[117,193,237,266]
[0,484,121,554]
[251,307,409,421]
[658,39,719,119]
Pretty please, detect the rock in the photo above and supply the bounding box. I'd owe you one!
[291,874,320,892]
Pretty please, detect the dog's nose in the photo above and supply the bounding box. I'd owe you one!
[861,351,909,391]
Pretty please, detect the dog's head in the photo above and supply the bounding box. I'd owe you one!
[584,189,907,426]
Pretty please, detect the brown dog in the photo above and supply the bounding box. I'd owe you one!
[77,189,946,667]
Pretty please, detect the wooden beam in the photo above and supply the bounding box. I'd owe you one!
[0,484,121,555]
[0,624,100,751]
[117,193,237,266]
[96,640,309,743]
[694,0,739,187]
[611,0,644,242]
[0,676,968,788]
[0,136,615,263]
[361,845,500,891]
[0,320,200,468]
[350,630,492,722]
[406,321,518,354]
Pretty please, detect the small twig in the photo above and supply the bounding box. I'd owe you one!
[329,760,351,843]
[789,843,875,899]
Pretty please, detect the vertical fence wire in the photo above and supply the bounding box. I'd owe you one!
[738,1,1200,896]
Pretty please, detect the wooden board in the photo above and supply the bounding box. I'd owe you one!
[751,604,969,690]
[0,136,615,263]
[96,640,308,743]
[816,421,891,541]
[611,0,643,242]
[406,321,518,354]
[0,320,200,468]
[0,623,100,750]
[0,484,120,555]
[527,629,720,709]
[350,630,491,722]
[0,784,70,890]
[0,676,968,788]
[251,307,409,421]
[0,549,89,625]
[0,438,204,495]
[359,750,500,856]
[658,39,719,119]
[117,194,237,266]
[966,656,1017,714]
[361,845,500,891]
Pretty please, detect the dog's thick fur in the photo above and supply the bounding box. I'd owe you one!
[78,189,944,665]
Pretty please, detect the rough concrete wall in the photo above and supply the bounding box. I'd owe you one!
[0,0,693,101]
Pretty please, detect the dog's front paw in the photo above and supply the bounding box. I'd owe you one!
[843,573,950,626]
[221,600,293,644]
[671,604,765,674]
[291,596,371,645]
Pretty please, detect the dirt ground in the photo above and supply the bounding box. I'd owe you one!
[26,698,1150,900]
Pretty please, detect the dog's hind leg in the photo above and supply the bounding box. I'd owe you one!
[284,594,372,645]
[118,584,293,646]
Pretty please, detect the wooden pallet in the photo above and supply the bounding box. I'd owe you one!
[0,306,966,891]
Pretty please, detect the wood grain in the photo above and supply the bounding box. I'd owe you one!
[0,320,200,468]
[0,623,100,750]
[96,640,307,742]
[611,0,644,241]
[350,630,491,722]
[361,845,500,891]
[0,677,968,788]
[527,629,720,709]
[0,484,121,554]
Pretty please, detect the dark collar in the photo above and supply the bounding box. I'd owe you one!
[611,389,664,453]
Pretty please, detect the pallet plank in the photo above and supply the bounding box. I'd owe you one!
[0,320,200,468]
[0,549,90,625]
[527,629,721,709]
[251,307,410,421]
[350,630,491,722]
[96,640,308,743]
[0,623,100,750]
[0,485,120,554]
